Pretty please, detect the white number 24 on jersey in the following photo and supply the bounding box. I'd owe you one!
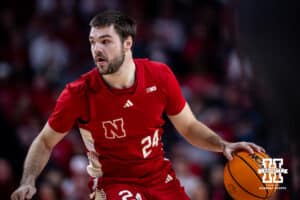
[119,190,142,200]
[141,129,159,158]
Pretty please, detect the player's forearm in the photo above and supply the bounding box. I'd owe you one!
[183,120,226,153]
[20,135,52,185]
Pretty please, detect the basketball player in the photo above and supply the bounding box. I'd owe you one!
[11,11,265,200]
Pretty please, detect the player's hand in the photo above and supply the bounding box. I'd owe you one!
[222,141,265,160]
[11,184,36,200]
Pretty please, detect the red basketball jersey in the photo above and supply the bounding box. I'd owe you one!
[48,58,186,186]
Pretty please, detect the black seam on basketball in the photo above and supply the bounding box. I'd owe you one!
[236,153,269,197]
[235,154,269,199]
[227,161,266,199]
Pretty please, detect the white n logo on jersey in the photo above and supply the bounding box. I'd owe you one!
[102,118,126,139]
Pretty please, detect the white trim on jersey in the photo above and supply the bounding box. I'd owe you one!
[79,128,103,178]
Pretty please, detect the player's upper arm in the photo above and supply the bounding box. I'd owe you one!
[168,103,197,136]
[37,122,68,150]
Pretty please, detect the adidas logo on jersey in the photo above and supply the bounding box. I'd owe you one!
[165,174,173,183]
[123,99,133,108]
[146,85,157,93]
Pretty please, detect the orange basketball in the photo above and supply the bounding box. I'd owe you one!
[224,151,278,200]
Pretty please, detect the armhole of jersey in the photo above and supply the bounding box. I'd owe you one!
[47,120,68,134]
[166,101,186,116]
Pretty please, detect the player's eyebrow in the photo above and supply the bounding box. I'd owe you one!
[89,34,112,40]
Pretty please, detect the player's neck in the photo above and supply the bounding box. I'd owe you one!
[102,52,135,89]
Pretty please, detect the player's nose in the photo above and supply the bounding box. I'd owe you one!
[92,42,105,53]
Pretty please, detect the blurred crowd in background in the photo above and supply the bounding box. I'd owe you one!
[0,0,297,199]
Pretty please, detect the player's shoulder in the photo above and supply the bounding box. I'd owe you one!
[135,58,173,79]
[135,58,170,71]
[65,68,99,95]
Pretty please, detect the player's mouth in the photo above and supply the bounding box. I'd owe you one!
[95,56,107,65]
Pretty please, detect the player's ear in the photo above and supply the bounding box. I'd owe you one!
[123,36,133,50]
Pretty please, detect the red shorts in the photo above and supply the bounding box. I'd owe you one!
[90,169,190,200]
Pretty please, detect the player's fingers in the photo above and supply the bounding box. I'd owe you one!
[248,143,265,153]
[237,142,254,154]
[11,190,25,200]
[10,192,17,200]
[223,147,233,160]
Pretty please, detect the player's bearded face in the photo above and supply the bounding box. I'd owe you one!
[94,46,125,75]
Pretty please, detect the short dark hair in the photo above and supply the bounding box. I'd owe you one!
[89,10,136,42]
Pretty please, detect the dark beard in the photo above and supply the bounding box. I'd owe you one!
[102,50,125,75]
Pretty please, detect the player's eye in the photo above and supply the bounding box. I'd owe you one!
[89,40,95,45]
[102,39,111,45]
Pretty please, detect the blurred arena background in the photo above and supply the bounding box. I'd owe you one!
[0,0,298,199]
